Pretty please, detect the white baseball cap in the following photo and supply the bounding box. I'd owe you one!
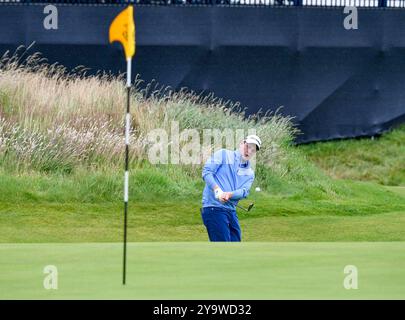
[245,134,262,151]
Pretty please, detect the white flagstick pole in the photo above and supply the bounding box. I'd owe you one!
[123,57,131,285]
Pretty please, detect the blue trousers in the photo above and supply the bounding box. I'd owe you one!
[201,206,242,242]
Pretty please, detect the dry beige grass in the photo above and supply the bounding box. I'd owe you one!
[0,48,298,174]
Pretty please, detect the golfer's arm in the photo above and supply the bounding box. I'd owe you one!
[231,177,254,200]
[202,150,224,190]
[202,172,218,190]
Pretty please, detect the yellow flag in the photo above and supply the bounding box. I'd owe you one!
[109,5,135,59]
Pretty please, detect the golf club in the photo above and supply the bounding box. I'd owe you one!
[236,203,254,212]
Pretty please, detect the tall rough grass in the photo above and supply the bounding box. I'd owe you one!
[0,49,307,188]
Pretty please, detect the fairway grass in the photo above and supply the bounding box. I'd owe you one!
[2,208,405,242]
[1,242,404,300]
[385,186,405,197]
[0,171,404,242]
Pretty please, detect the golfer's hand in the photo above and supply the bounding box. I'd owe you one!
[220,192,233,202]
[214,186,224,200]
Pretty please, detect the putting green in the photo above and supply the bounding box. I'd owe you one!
[1,242,404,299]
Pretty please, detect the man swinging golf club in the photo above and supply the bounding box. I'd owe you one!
[201,135,261,242]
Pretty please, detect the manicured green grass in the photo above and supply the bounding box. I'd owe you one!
[1,169,404,242]
[385,186,405,197]
[1,242,404,299]
[299,124,405,186]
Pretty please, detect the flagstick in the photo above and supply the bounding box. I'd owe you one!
[123,57,131,285]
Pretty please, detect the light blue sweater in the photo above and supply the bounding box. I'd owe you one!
[202,149,255,210]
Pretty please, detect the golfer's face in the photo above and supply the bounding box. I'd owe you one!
[241,142,256,160]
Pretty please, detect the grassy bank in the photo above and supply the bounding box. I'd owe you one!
[299,124,405,186]
[0,167,404,242]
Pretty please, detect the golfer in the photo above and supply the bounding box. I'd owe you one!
[201,135,261,242]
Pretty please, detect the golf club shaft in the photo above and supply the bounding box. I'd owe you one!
[220,197,253,211]
[236,204,249,211]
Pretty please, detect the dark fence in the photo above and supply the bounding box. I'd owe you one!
[1,0,405,8]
